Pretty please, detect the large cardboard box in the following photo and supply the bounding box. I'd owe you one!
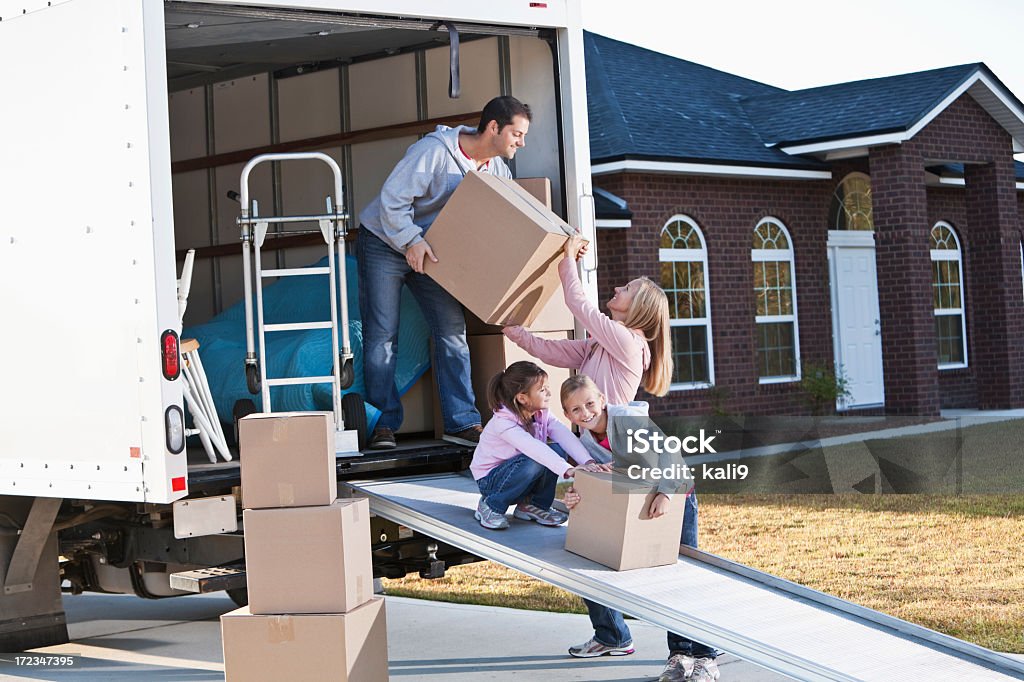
[564,470,686,571]
[465,294,574,335]
[221,597,388,682]
[424,171,576,327]
[239,412,337,509]
[243,498,373,615]
[465,179,572,333]
[514,177,552,208]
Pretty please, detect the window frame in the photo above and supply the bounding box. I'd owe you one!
[659,214,715,391]
[930,220,968,370]
[752,217,802,383]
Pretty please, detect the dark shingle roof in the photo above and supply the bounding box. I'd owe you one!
[740,64,985,147]
[585,33,1023,168]
[584,32,825,170]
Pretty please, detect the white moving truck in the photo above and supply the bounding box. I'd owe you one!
[0,0,595,650]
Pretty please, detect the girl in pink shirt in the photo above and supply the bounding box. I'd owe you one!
[503,236,673,405]
[470,361,606,530]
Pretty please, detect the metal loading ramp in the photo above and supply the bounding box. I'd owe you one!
[347,474,1024,682]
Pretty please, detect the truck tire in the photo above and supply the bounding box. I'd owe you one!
[341,392,367,451]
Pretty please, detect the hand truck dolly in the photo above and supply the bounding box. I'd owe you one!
[236,152,364,455]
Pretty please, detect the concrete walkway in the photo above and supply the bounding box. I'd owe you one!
[0,592,787,681]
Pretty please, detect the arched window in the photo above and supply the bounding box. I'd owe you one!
[829,172,873,231]
[752,218,800,381]
[931,221,967,368]
[660,216,714,388]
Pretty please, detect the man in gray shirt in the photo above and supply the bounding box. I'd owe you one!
[357,96,532,449]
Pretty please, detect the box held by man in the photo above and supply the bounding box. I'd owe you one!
[424,171,576,327]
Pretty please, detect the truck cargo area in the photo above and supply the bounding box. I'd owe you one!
[349,473,1024,682]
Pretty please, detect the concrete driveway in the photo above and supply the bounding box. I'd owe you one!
[0,592,786,681]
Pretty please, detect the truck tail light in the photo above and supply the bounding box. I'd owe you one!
[165,405,185,454]
[161,330,180,380]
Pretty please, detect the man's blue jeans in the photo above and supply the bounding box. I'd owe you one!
[356,229,480,433]
[476,454,557,513]
[584,492,717,659]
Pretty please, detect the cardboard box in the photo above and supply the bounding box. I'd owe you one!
[221,597,388,682]
[243,498,373,615]
[239,412,337,509]
[424,171,576,327]
[465,179,572,333]
[465,294,574,335]
[514,177,552,208]
[564,470,686,571]
[465,332,573,430]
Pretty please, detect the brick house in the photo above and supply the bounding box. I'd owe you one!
[585,32,1024,417]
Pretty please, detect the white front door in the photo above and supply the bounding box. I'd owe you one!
[828,231,885,408]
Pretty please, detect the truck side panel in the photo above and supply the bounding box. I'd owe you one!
[0,0,185,502]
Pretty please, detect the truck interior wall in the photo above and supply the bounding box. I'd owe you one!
[168,33,561,332]
[277,68,344,273]
[507,36,561,212]
[348,51,418,243]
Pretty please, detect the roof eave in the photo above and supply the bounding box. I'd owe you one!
[591,157,831,180]
[776,69,1024,158]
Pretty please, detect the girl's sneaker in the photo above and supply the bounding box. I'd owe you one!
[513,503,568,526]
[568,636,635,658]
[474,499,509,530]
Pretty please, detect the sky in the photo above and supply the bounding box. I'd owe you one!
[581,0,1024,106]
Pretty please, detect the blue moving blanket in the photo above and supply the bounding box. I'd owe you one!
[183,255,430,432]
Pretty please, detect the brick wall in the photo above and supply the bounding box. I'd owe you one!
[595,173,834,416]
[591,93,1023,417]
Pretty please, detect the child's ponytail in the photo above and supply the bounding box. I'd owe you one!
[486,361,549,430]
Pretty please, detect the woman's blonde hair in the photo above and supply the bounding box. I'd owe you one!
[559,374,602,409]
[621,277,673,396]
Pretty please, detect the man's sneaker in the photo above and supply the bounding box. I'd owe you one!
[474,499,509,530]
[688,657,720,682]
[369,426,397,450]
[657,653,694,682]
[513,503,568,526]
[443,425,483,447]
[567,636,634,658]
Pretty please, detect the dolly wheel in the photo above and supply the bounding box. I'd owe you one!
[245,363,261,395]
[339,355,355,389]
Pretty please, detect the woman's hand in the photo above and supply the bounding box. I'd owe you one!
[648,493,671,519]
[563,234,586,261]
[563,486,581,510]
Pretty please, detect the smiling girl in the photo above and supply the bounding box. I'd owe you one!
[469,361,607,530]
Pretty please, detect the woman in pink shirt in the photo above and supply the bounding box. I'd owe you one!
[469,361,606,530]
[503,236,672,406]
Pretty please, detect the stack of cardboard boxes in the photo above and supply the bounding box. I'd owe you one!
[222,412,388,682]
[423,173,577,431]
